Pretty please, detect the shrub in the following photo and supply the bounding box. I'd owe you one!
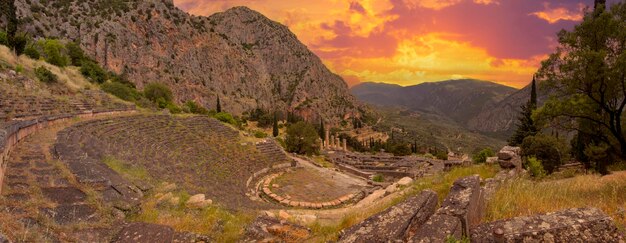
[14,64,23,73]
[254,131,268,138]
[372,174,384,182]
[0,31,7,46]
[101,81,141,101]
[183,100,209,115]
[80,61,108,83]
[23,45,40,59]
[285,121,320,155]
[65,41,86,66]
[42,39,69,67]
[144,83,173,103]
[214,112,237,125]
[434,150,448,160]
[34,66,58,83]
[166,102,182,114]
[473,148,495,164]
[525,157,546,178]
[12,33,28,56]
[521,134,568,174]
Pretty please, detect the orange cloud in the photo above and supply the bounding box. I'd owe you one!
[531,3,584,23]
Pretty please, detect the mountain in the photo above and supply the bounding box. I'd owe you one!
[468,81,549,136]
[9,1,360,121]
[351,79,517,125]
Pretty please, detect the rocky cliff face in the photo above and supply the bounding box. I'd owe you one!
[11,0,359,121]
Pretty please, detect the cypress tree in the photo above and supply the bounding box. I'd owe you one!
[509,76,539,146]
[319,118,325,141]
[216,95,222,113]
[272,112,279,137]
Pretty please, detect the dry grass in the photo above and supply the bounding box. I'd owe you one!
[485,171,626,230]
[0,45,95,91]
[308,164,500,241]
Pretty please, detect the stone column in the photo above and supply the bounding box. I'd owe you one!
[330,135,335,147]
[336,137,341,149]
[343,139,347,151]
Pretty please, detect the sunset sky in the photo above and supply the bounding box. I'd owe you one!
[173,0,618,88]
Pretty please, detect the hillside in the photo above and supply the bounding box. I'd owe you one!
[351,79,517,125]
[9,1,360,122]
[467,81,549,136]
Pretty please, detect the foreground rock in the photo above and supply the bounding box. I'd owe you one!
[340,190,438,242]
[471,207,623,242]
[437,175,484,236]
[241,216,311,242]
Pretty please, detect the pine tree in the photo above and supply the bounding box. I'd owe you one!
[216,95,222,113]
[319,118,325,141]
[272,112,279,137]
[509,76,538,146]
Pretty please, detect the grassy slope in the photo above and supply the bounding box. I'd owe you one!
[485,172,626,230]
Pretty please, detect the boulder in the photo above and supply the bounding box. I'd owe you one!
[410,214,462,243]
[339,190,438,242]
[241,216,310,242]
[470,207,623,242]
[397,177,414,186]
[185,194,212,208]
[278,210,291,220]
[437,175,484,237]
[385,183,398,194]
[497,151,515,161]
[112,222,174,243]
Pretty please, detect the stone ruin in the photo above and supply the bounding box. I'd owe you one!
[326,151,444,181]
[497,146,522,171]
[337,174,623,242]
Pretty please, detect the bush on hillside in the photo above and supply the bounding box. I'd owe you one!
[434,150,448,160]
[473,148,495,163]
[144,83,173,103]
[23,45,40,59]
[183,100,209,115]
[214,112,237,125]
[521,134,568,174]
[101,81,141,101]
[285,121,320,155]
[525,156,546,178]
[80,60,108,83]
[66,41,86,66]
[34,66,58,84]
[0,32,7,46]
[42,39,69,67]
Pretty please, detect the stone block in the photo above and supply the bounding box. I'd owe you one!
[438,175,483,237]
[410,214,462,243]
[470,207,623,243]
[112,222,174,243]
[339,190,438,242]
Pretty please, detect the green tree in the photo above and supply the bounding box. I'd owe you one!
[80,61,108,83]
[0,31,7,46]
[23,44,40,59]
[536,2,626,160]
[42,39,69,67]
[285,121,319,155]
[472,148,495,163]
[318,118,325,141]
[66,41,86,66]
[3,0,20,55]
[509,77,538,146]
[521,135,568,174]
[272,112,279,137]
[34,66,58,84]
[144,83,173,103]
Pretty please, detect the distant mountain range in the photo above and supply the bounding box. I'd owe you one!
[351,79,518,126]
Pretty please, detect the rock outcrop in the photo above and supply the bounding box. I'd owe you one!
[10,1,361,121]
[497,146,522,170]
[340,190,438,242]
[471,207,623,242]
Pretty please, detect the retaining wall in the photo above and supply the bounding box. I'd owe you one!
[0,109,135,194]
